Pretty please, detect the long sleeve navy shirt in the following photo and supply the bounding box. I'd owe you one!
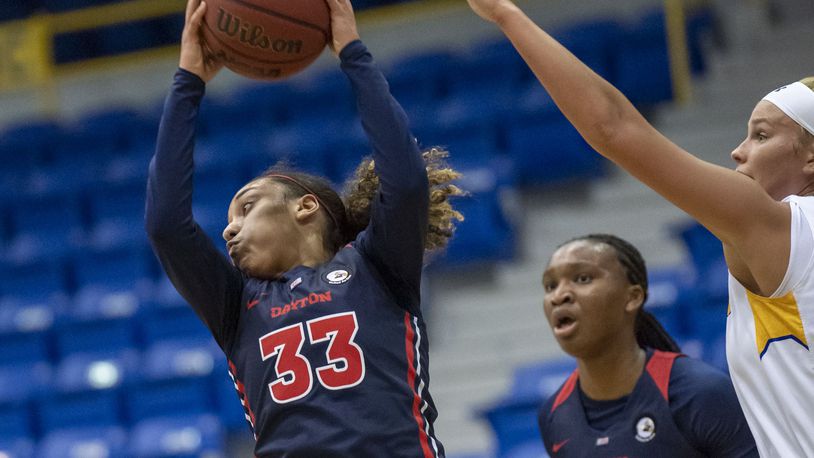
[146,41,444,457]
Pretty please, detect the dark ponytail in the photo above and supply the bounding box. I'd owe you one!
[566,234,681,353]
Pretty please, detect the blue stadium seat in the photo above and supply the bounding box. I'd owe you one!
[508,358,575,402]
[6,193,84,264]
[139,279,216,346]
[0,328,52,366]
[385,50,454,119]
[37,426,128,458]
[0,259,67,303]
[614,9,672,105]
[86,179,148,250]
[0,362,51,442]
[37,350,138,433]
[251,123,333,179]
[0,437,34,458]
[479,358,574,456]
[671,221,727,302]
[71,245,153,295]
[78,107,158,152]
[645,265,696,338]
[552,18,623,81]
[0,120,60,174]
[0,402,34,442]
[128,414,226,457]
[447,39,529,99]
[441,189,515,266]
[126,338,219,423]
[284,67,356,123]
[0,362,52,406]
[483,400,545,457]
[505,116,606,186]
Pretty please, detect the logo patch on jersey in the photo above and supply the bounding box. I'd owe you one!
[745,290,810,359]
[595,436,609,446]
[324,269,352,285]
[552,439,570,453]
[634,416,656,443]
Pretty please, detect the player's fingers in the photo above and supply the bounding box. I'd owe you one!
[189,0,207,30]
[185,0,200,22]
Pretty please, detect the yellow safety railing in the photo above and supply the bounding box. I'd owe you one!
[664,0,708,105]
[0,0,185,93]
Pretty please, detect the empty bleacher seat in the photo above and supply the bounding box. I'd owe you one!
[139,277,212,346]
[128,414,226,457]
[6,193,85,263]
[37,350,138,433]
[505,113,606,186]
[480,358,574,456]
[126,338,219,423]
[85,178,148,250]
[614,9,673,106]
[36,426,128,458]
[0,437,34,458]
[555,19,623,80]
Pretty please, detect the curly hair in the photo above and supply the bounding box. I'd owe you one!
[344,147,465,251]
[259,147,464,255]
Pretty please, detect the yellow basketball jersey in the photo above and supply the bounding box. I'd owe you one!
[726,195,814,457]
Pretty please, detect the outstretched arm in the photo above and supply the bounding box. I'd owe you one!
[145,0,242,351]
[329,0,429,312]
[468,0,790,295]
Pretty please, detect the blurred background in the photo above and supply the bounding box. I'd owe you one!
[0,0,812,456]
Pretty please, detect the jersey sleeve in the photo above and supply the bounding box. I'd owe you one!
[145,68,243,352]
[668,357,759,457]
[339,40,429,313]
[771,196,814,296]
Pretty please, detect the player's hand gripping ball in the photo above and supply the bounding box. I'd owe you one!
[201,0,331,80]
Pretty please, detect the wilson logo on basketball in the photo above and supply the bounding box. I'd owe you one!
[216,7,303,54]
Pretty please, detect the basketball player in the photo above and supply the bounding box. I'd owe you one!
[539,234,756,456]
[145,0,463,455]
[466,0,814,455]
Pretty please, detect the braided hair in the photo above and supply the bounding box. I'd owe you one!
[563,234,681,352]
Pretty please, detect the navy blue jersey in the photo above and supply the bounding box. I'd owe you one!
[538,350,757,457]
[145,41,443,457]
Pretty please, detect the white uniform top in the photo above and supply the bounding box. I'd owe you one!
[726,194,814,458]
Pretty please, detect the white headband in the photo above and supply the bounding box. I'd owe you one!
[762,82,814,137]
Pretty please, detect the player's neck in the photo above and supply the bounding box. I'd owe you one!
[577,342,645,401]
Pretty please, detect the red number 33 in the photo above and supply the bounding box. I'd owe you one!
[259,312,366,404]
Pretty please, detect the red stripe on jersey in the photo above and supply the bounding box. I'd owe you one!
[404,313,434,458]
[551,370,579,413]
[229,360,257,428]
[645,350,680,401]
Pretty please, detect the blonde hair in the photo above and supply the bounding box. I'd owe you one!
[344,147,465,251]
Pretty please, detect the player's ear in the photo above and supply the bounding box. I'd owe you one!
[294,194,320,223]
[624,285,645,314]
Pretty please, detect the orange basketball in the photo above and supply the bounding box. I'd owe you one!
[201,0,331,81]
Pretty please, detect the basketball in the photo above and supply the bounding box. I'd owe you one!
[201,0,331,81]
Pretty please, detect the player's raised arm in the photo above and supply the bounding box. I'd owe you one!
[467,0,796,295]
[328,0,429,309]
[145,0,242,351]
